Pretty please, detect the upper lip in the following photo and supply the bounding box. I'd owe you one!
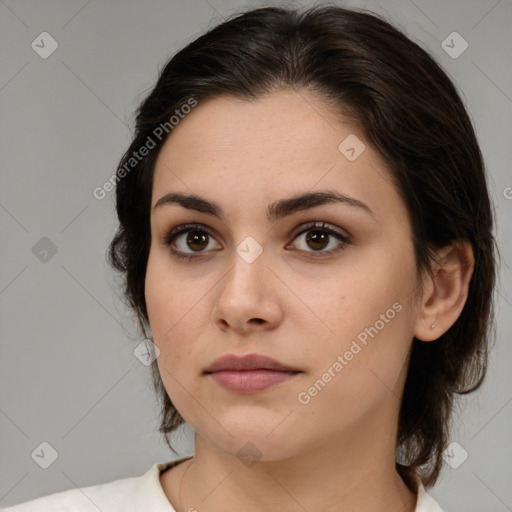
[204,353,301,373]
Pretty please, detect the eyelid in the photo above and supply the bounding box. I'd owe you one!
[164,221,350,242]
[290,221,351,241]
[162,222,220,249]
[163,220,351,259]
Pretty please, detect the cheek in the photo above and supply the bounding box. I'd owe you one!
[145,251,214,383]
[293,269,389,346]
[145,249,198,332]
[145,254,191,363]
[295,258,414,384]
[145,265,200,414]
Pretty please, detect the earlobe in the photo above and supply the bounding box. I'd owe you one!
[414,240,474,342]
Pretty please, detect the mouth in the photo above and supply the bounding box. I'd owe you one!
[204,353,302,393]
[204,353,300,373]
[206,369,301,393]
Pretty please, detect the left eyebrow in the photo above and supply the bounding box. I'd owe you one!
[153,190,375,222]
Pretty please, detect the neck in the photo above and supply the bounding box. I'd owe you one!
[167,429,417,512]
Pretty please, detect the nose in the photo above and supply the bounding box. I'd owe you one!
[210,246,285,335]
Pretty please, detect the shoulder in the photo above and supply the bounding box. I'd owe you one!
[1,472,146,512]
[1,459,185,512]
[415,481,445,512]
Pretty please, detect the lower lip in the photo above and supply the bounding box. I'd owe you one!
[207,369,300,393]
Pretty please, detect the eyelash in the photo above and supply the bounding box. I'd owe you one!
[162,222,351,262]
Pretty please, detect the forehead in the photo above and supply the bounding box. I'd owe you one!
[157,90,356,160]
[151,90,405,225]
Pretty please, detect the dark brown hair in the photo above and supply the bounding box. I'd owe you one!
[107,4,498,489]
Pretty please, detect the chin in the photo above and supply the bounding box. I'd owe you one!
[195,419,306,463]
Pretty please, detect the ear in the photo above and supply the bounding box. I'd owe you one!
[414,239,474,342]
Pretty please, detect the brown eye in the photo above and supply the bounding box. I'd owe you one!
[164,221,350,262]
[289,222,351,258]
[163,223,221,260]
[305,230,330,251]
[186,231,209,251]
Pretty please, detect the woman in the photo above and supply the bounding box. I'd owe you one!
[3,4,497,511]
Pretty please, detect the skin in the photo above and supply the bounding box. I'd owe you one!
[144,89,474,512]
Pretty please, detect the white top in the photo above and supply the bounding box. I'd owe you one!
[2,456,444,511]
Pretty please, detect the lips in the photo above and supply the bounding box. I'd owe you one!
[204,353,300,373]
[204,353,302,393]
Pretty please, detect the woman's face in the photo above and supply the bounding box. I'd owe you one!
[145,90,422,461]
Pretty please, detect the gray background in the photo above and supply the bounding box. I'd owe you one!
[1,0,511,510]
